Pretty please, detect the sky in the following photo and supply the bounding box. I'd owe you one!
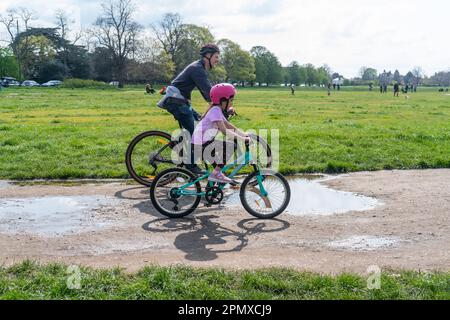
[1,0,449,78]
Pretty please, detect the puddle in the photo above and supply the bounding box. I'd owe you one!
[224,177,381,216]
[7,179,132,187]
[0,196,121,237]
[0,181,11,189]
[327,235,400,251]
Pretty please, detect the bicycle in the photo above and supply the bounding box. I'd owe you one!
[125,113,273,187]
[150,141,291,219]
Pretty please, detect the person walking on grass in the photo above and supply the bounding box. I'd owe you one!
[394,82,400,97]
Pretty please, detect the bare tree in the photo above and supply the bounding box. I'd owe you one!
[151,13,184,65]
[91,0,142,87]
[0,9,18,45]
[17,7,36,32]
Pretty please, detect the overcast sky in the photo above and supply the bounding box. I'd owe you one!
[1,0,449,77]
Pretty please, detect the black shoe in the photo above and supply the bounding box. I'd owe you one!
[186,164,206,176]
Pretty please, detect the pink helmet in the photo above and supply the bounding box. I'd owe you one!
[210,83,236,105]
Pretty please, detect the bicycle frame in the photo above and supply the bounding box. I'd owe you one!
[174,142,268,197]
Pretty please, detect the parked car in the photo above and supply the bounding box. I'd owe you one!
[41,80,62,87]
[1,76,20,87]
[21,80,40,87]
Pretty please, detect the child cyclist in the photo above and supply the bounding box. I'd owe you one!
[191,83,250,184]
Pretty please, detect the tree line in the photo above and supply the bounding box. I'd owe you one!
[1,0,449,88]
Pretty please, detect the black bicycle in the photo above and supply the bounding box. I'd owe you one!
[125,114,273,187]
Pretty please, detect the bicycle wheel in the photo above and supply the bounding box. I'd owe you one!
[240,170,291,219]
[125,131,179,186]
[150,167,202,218]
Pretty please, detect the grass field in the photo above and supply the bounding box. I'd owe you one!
[0,86,449,179]
[0,261,448,299]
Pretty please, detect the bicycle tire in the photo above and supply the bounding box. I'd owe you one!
[150,167,202,218]
[125,130,175,186]
[239,170,291,219]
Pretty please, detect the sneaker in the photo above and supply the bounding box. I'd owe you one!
[208,171,238,185]
[186,164,206,176]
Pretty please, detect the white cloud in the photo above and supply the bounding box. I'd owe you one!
[1,0,449,77]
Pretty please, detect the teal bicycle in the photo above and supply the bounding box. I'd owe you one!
[150,140,291,219]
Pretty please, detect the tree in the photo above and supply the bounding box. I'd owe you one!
[250,46,269,86]
[404,71,415,85]
[151,13,184,68]
[304,63,318,86]
[173,24,214,73]
[91,0,142,87]
[125,51,175,84]
[0,47,19,78]
[54,9,82,74]
[37,60,68,82]
[12,33,56,79]
[411,66,424,85]
[218,39,255,85]
[360,67,378,81]
[317,65,331,85]
[250,46,282,85]
[0,9,18,45]
[287,61,301,85]
[89,47,114,81]
[429,71,450,86]
[393,69,401,83]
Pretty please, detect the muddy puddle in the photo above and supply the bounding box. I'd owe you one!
[0,196,122,237]
[327,235,401,251]
[224,176,381,216]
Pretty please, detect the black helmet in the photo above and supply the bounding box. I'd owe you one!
[200,44,220,57]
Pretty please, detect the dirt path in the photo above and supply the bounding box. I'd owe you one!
[0,169,449,274]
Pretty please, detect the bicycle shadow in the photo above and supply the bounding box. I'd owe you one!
[114,186,149,201]
[142,215,290,262]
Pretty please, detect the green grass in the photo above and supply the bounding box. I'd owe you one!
[0,86,449,179]
[0,261,448,299]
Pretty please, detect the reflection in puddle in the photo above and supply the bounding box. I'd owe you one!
[0,196,120,237]
[0,181,11,189]
[224,177,381,216]
[327,235,400,251]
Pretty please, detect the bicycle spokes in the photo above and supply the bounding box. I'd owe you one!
[152,171,199,215]
[241,173,290,217]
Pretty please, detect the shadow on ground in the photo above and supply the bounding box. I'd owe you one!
[142,216,290,261]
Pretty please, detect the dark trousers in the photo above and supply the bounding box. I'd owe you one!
[193,140,236,169]
[166,102,201,166]
[166,102,200,136]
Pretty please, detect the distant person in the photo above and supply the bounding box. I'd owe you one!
[327,82,331,96]
[337,84,341,91]
[333,83,336,90]
[290,84,295,95]
[405,84,409,93]
[369,83,373,91]
[394,82,400,97]
[145,83,155,95]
